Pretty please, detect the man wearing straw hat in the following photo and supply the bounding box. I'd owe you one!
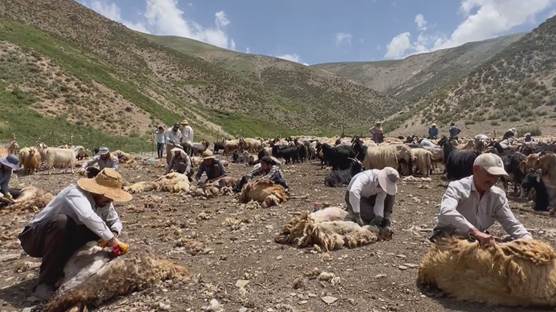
[18,168,132,298]
[180,119,194,156]
[0,154,21,202]
[195,150,226,184]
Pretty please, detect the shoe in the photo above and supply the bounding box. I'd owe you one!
[32,283,55,300]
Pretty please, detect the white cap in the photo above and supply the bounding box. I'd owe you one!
[378,167,399,195]
[98,147,110,155]
[473,153,508,176]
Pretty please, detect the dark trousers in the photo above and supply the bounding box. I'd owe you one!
[344,192,394,227]
[157,143,165,158]
[18,214,99,286]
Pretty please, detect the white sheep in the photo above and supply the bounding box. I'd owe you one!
[39,145,76,174]
[411,148,433,177]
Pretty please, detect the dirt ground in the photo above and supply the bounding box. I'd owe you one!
[0,158,555,312]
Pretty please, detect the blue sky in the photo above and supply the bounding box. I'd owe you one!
[78,0,556,65]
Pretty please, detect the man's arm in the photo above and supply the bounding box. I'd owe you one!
[372,192,387,218]
[0,171,11,195]
[82,156,98,169]
[66,194,114,241]
[195,163,205,181]
[495,193,532,239]
[219,161,226,176]
[104,203,123,235]
[437,184,477,234]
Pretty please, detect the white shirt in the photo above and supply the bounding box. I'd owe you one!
[155,131,166,144]
[165,128,183,145]
[347,170,387,217]
[436,176,531,239]
[181,126,194,144]
[29,185,122,241]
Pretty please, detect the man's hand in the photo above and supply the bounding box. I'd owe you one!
[378,226,393,241]
[469,229,495,247]
[353,213,365,226]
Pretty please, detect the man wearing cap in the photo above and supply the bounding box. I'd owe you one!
[18,168,131,298]
[81,147,118,173]
[179,120,194,156]
[195,150,226,184]
[165,123,183,164]
[345,167,399,238]
[428,123,439,139]
[167,147,192,178]
[433,153,532,246]
[0,155,20,201]
[233,156,288,192]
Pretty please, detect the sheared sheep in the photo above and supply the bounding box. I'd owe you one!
[411,148,433,177]
[418,236,556,306]
[19,147,42,175]
[44,242,189,312]
[239,179,288,208]
[126,172,190,193]
[0,186,53,213]
[275,206,378,251]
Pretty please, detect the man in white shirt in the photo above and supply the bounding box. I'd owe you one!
[18,168,132,298]
[345,167,400,238]
[433,153,532,246]
[165,123,183,164]
[81,147,118,173]
[180,120,194,156]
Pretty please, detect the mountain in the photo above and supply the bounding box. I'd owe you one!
[387,14,556,136]
[313,34,523,102]
[0,0,400,150]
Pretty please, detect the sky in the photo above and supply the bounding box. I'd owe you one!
[77,0,556,65]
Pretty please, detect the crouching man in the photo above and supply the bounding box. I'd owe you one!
[18,168,132,299]
[345,167,399,239]
[432,153,532,246]
[234,156,288,192]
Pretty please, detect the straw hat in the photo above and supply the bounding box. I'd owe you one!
[202,150,215,160]
[180,119,189,126]
[77,168,132,202]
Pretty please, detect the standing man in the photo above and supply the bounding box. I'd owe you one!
[18,168,131,298]
[370,122,384,144]
[165,123,183,165]
[448,122,461,140]
[154,126,166,159]
[428,123,439,139]
[432,153,532,246]
[180,120,194,156]
[0,155,20,201]
[345,167,399,239]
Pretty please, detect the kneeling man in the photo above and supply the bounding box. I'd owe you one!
[18,168,132,298]
[433,153,531,246]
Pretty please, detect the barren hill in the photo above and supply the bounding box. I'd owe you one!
[387,14,556,136]
[0,0,400,150]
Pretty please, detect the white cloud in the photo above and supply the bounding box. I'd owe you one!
[436,0,554,49]
[82,0,236,50]
[335,32,353,46]
[415,14,428,31]
[88,0,149,33]
[276,53,308,65]
[384,32,412,59]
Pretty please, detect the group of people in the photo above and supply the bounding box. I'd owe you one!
[0,122,535,301]
[154,120,194,161]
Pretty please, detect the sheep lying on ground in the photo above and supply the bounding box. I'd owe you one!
[0,186,53,213]
[112,150,136,165]
[126,172,190,193]
[418,236,556,307]
[275,206,378,251]
[239,179,288,208]
[191,176,238,198]
[44,242,189,312]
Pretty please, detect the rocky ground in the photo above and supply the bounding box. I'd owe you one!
[0,158,555,312]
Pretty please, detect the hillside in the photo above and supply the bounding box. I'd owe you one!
[314,34,522,102]
[0,0,400,150]
[387,15,556,136]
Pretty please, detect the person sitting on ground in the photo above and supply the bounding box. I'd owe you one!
[165,123,183,165]
[524,132,534,143]
[234,156,288,192]
[448,122,461,140]
[154,125,166,159]
[167,147,192,178]
[431,153,532,246]
[81,147,118,174]
[0,155,21,202]
[345,167,399,238]
[370,122,385,144]
[18,168,132,299]
[502,128,517,141]
[428,123,439,139]
[194,150,226,184]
